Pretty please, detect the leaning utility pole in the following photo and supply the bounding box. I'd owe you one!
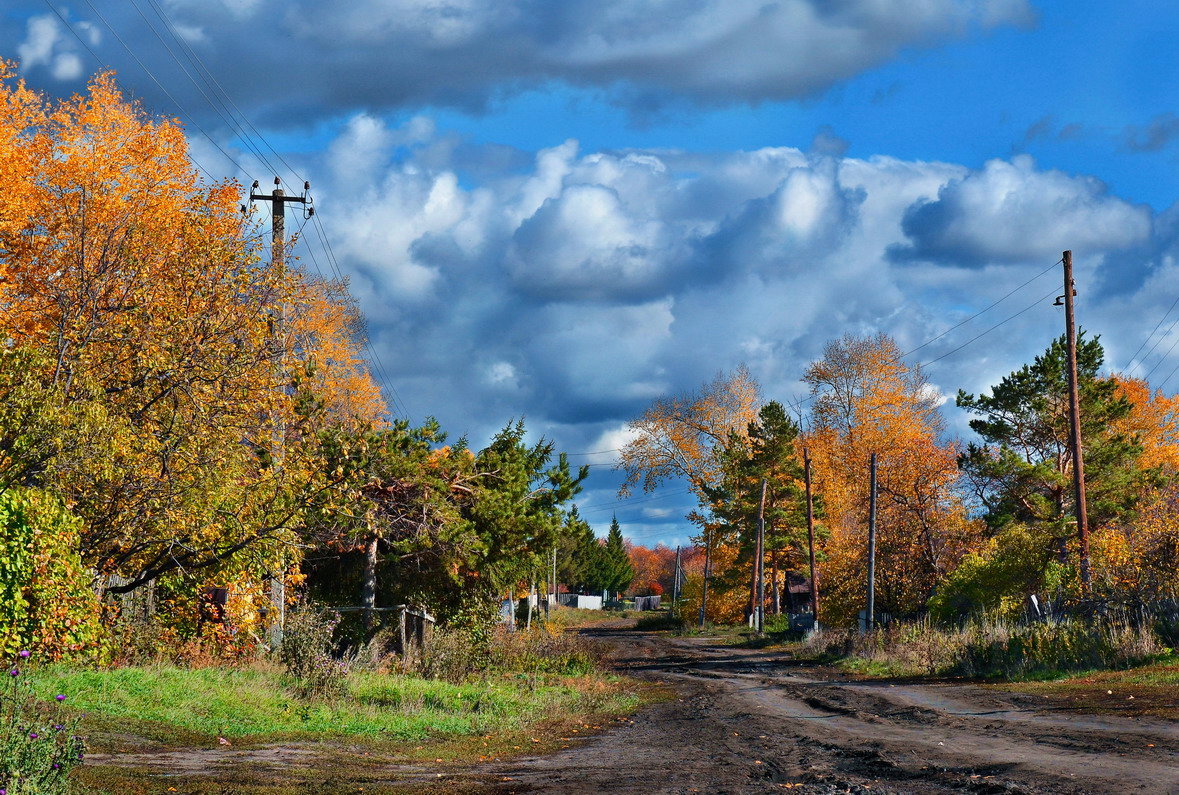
[866,453,878,633]
[250,177,310,648]
[804,449,819,625]
[1060,250,1092,591]
[755,479,767,634]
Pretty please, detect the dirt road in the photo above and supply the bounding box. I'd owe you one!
[466,627,1179,794]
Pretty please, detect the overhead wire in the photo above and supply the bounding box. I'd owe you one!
[1125,294,1179,375]
[88,0,409,419]
[76,0,255,181]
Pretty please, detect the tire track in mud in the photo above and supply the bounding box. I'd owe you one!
[463,628,1179,794]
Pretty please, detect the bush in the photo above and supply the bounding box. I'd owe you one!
[0,651,84,794]
[279,604,348,699]
[415,624,601,683]
[0,489,103,662]
[797,615,1165,679]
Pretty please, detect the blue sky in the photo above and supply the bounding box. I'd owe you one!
[4,1,1178,547]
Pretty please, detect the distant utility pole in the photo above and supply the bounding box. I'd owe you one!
[1059,250,1092,591]
[699,528,711,627]
[672,545,682,606]
[804,449,819,626]
[550,546,557,615]
[866,453,878,633]
[250,177,311,648]
[755,479,767,634]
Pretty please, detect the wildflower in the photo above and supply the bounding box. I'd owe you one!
[55,694,65,702]
[51,764,60,770]
[8,668,17,677]
[18,650,29,659]
[28,731,38,739]
[53,724,63,731]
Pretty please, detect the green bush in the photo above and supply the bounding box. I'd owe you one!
[279,604,348,699]
[0,651,84,794]
[929,522,1068,622]
[0,489,103,662]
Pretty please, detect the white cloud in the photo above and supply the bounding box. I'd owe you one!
[892,156,1152,265]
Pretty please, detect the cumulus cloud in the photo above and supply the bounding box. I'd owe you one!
[112,118,1179,537]
[889,156,1152,266]
[2,0,1034,122]
[16,14,90,81]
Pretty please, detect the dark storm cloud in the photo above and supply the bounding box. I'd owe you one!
[5,0,1034,124]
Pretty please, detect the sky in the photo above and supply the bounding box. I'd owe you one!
[4,1,1179,547]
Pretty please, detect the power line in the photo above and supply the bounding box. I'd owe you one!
[81,1,407,420]
[76,0,254,181]
[919,286,1059,368]
[900,259,1060,357]
[1125,293,1179,375]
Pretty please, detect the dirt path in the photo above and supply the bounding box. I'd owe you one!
[461,627,1179,794]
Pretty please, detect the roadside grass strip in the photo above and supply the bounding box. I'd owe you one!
[28,664,637,741]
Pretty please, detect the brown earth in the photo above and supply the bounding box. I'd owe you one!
[457,626,1179,794]
[79,625,1179,793]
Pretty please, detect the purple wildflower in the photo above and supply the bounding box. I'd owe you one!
[54,694,65,702]
[18,650,29,659]
[8,668,17,677]
[53,724,63,731]
[28,731,37,739]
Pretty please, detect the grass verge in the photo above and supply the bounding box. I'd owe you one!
[31,661,641,793]
[997,659,1179,719]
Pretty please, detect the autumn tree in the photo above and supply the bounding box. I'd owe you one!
[625,542,677,596]
[805,333,974,625]
[616,365,761,499]
[0,69,381,612]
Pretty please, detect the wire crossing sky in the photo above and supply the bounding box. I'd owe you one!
[3,0,1178,545]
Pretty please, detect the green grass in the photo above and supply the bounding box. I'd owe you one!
[28,664,638,741]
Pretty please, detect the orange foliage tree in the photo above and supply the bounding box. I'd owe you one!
[804,334,976,625]
[0,67,379,603]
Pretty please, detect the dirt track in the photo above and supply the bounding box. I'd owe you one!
[466,627,1179,794]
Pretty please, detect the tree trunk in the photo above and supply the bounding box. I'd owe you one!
[362,535,379,631]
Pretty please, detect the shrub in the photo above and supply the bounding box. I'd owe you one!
[0,651,84,795]
[0,489,103,662]
[279,604,348,699]
[797,615,1166,679]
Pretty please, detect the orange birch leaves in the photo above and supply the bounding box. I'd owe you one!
[616,364,760,499]
[803,334,976,623]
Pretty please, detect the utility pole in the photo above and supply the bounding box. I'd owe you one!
[672,545,682,607]
[250,177,310,649]
[756,479,767,634]
[804,449,819,626]
[866,453,878,633]
[699,528,711,627]
[550,546,557,615]
[1060,250,1091,591]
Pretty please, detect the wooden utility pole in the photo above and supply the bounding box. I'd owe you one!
[866,453,878,633]
[1061,250,1092,590]
[804,449,819,625]
[699,528,711,627]
[755,479,767,633]
[250,177,310,648]
[672,545,682,606]
[550,546,557,615]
